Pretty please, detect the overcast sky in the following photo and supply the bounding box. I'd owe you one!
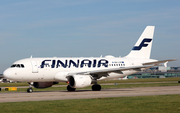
[0,0,180,73]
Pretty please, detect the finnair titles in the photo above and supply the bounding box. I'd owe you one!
[3,26,176,93]
[40,59,125,69]
[41,59,110,68]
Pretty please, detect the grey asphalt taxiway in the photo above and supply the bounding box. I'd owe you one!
[0,86,180,103]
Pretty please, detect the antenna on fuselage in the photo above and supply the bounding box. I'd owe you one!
[30,55,33,58]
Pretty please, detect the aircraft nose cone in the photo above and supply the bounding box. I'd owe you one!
[3,69,12,79]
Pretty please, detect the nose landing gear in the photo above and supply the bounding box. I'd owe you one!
[27,82,33,93]
[27,88,33,93]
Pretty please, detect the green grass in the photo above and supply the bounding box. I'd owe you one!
[0,78,180,93]
[1,78,180,112]
[0,82,67,87]
[0,77,180,87]
[1,82,180,93]
[98,77,180,84]
[0,94,180,113]
[0,82,29,87]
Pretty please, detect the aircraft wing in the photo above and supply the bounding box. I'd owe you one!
[68,59,176,79]
[68,65,154,79]
[143,59,176,65]
[83,65,153,75]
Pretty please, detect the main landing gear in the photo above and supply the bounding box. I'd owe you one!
[27,82,33,93]
[67,84,101,91]
[92,79,101,91]
[92,84,101,91]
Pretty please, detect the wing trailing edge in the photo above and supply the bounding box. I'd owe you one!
[143,59,176,66]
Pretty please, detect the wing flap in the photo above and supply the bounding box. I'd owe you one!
[143,59,176,65]
[89,65,154,75]
[68,65,154,76]
[67,59,176,79]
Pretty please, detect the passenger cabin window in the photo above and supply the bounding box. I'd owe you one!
[21,64,25,68]
[11,64,25,68]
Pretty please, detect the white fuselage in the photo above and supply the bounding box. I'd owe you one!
[3,26,159,86]
[3,56,156,82]
[3,26,175,92]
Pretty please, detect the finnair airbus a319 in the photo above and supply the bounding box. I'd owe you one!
[3,26,175,93]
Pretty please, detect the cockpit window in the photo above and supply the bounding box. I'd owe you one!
[21,64,25,68]
[11,64,16,68]
[11,64,25,68]
[17,64,20,68]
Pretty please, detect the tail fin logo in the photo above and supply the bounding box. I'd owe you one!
[132,38,152,50]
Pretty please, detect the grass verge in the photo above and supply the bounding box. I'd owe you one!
[1,82,180,93]
[99,77,180,84]
[0,94,180,113]
[1,77,180,87]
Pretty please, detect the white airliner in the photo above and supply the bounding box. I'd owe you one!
[3,26,175,93]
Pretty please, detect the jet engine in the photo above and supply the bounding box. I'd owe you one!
[68,75,92,88]
[33,82,58,88]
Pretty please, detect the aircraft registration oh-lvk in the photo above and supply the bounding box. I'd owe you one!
[3,26,176,93]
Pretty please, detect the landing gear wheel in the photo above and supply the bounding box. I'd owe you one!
[67,85,76,91]
[27,82,33,93]
[27,88,33,93]
[92,84,101,91]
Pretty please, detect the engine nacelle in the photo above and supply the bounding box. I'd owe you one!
[33,82,58,88]
[68,75,92,88]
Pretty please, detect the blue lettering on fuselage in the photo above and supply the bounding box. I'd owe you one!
[98,59,108,67]
[56,60,67,68]
[40,59,109,68]
[80,59,92,68]
[41,60,51,68]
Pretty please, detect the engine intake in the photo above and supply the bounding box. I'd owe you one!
[68,75,92,88]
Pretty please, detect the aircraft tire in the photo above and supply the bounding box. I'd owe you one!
[67,85,76,91]
[92,84,101,91]
[27,88,33,93]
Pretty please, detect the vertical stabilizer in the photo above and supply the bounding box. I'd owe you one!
[125,26,155,59]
